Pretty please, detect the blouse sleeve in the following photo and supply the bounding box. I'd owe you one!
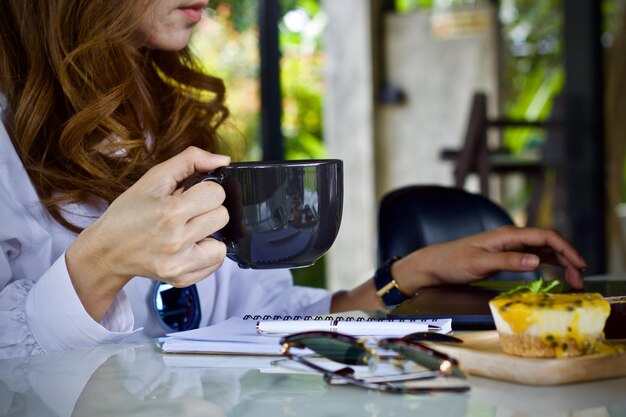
[0,248,138,359]
[0,108,137,359]
[0,278,44,358]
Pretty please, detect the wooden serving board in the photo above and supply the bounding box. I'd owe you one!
[429,331,626,386]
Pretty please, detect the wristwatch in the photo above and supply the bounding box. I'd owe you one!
[374,256,412,306]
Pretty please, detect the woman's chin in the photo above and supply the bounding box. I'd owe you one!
[146,32,192,51]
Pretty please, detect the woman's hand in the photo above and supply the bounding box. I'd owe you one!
[393,225,587,295]
[332,225,587,313]
[66,146,231,321]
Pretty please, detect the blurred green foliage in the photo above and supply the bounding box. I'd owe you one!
[195,1,326,163]
[603,0,626,34]
[499,0,564,154]
[396,0,434,11]
[278,0,327,286]
[395,0,623,155]
[396,0,487,11]
[193,1,327,287]
[279,1,326,161]
[191,3,261,161]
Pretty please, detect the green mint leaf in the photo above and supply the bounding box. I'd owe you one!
[539,280,559,293]
[497,278,560,298]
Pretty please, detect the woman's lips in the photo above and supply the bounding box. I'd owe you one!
[179,5,204,23]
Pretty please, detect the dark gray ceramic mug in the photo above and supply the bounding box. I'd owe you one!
[185,159,343,269]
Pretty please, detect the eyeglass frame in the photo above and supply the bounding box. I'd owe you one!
[278,330,469,394]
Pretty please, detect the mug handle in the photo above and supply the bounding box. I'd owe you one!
[183,172,238,256]
[182,171,226,190]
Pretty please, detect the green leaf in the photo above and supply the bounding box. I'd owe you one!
[497,278,560,298]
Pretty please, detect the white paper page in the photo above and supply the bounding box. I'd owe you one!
[162,318,281,354]
[162,339,283,355]
[166,317,278,342]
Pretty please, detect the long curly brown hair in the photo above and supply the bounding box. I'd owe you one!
[0,0,229,233]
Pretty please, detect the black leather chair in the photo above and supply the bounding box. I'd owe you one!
[377,185,539,281]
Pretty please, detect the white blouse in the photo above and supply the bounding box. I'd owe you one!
[0,100,332,359]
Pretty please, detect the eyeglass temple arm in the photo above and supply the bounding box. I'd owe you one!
[284,350,469,394]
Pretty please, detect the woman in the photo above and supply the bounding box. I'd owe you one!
[0,0,586,359]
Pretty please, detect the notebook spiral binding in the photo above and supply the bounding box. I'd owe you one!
[242,314,434,322]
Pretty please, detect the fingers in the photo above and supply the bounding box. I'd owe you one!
[148,155,230,244]
[477,227,586,289]
[156,238,227,287]
[177,180,227,220]
[185,205,229,244]
[173,239,227,287]
[476,251,584,291]
[473,251,541,276]
[166,263,223,288]
[478,226,586,285]
[150,197,229,273]
[144,147,231,194]
[490,226,587,270]
[564,266,584,290]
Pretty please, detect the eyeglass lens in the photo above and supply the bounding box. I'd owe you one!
[154,283,201,331]
[286,333,371,365]
[380,339,465,379]
[402,331,463,344]
[282,331,465,379]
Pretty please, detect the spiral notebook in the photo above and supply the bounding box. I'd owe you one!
[161,315,452,355]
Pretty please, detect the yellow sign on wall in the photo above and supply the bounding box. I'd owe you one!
[430,8,492,39]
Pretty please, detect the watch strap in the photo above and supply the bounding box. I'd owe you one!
[374,256,412,306]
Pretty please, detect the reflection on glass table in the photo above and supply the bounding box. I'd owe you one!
[0,341,625,417]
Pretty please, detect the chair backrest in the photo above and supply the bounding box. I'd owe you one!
[377,185,539,281]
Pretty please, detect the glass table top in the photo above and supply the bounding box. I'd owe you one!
[1,340,625,417]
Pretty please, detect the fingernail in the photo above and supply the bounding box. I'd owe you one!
[522,255,539,268]
[215,154,231,164]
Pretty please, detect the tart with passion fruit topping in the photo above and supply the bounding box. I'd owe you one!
[489,292,611,358]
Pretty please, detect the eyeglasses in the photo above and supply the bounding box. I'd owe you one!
[151,282,201,332]
[278,331,469,394]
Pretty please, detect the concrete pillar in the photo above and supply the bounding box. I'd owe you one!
[322,0,378,291]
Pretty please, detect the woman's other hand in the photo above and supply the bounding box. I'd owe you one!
[392,225,587,295]
[66,146,231,321]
